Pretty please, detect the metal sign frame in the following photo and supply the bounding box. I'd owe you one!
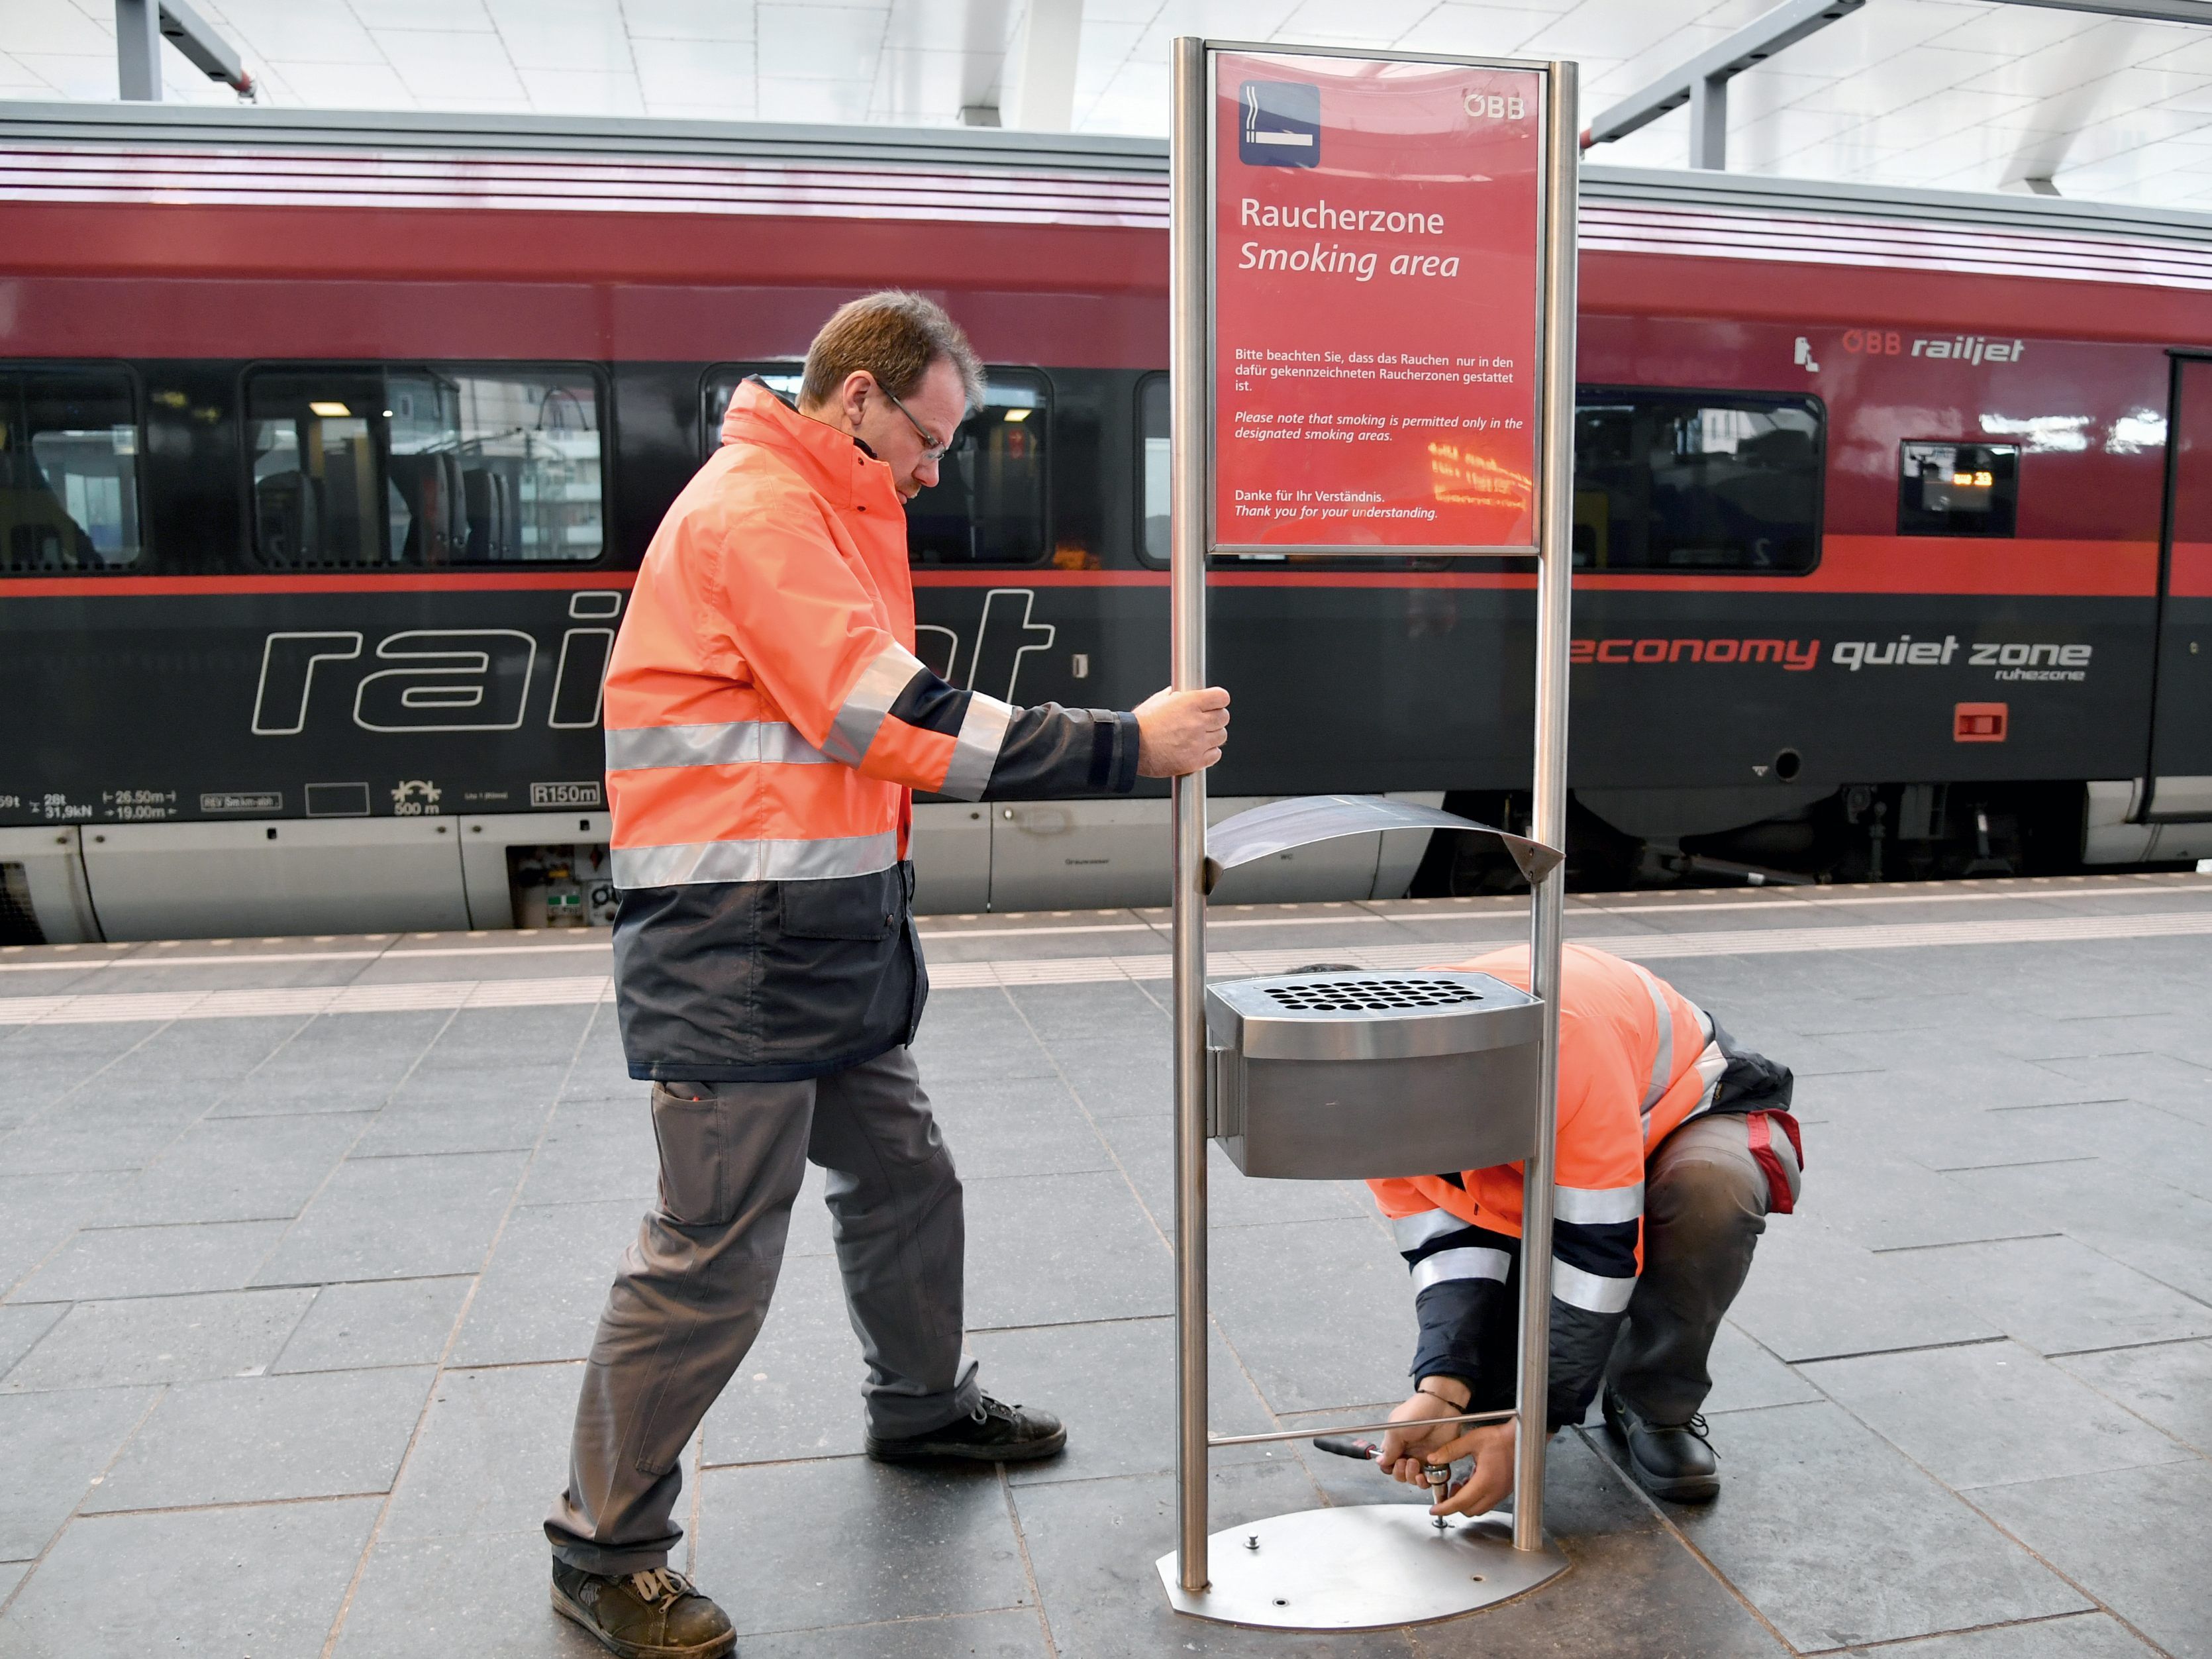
[1201,40,1556,558]
[1166,36,1580,1623]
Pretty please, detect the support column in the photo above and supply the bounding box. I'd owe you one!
[1689,72,1727,169]
[1168,32,1212,1599]
[1513,57,1580,1555]
[116,0,162,101]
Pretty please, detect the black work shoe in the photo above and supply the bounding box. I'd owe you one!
[866,1394,1066,1464]
[1602,1389,1720,1503]
[552,1562,736,1659]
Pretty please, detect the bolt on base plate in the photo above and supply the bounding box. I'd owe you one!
[1156,1503,1570,1631]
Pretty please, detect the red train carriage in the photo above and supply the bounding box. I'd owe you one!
[1,101,2208,941]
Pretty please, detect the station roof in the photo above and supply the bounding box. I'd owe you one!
[4,0,2212,211]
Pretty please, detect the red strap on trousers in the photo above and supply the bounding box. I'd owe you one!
[1745,1109,1803,1216]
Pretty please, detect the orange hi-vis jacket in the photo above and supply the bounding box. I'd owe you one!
[1370,943,1798,1428]
[601,380,1140,1083]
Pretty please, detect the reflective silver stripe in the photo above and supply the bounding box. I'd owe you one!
[1411,1246,1512,1293]
[1550,1258,1637,1315]
[824,642,928,767]
[1391,1209,1467,1252]
[610,830,898,889]
[939,691,1013,802]
[603,721,830,772]
[1554,1181,1644,1225]
[1632,964,1675,1113]
[1647,1040,1729,1143]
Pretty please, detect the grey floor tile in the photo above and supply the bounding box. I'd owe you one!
[700,1251,874,1466]
[1,1288,315,1392]
[9,1218,289,1304]
[1948,1157,2212,1307]
[962,1172,1170,1330]
[448,1200,635,1367]
[425,1006,595,1064]
[519,1103,656,1207]
[254,1150,528,1285]
[0,1102,201,1178]
[0,1172,132,1293]
[0,1303,65,1382]
[210,1010,452,1115]
[1895,1234,2212,1356]
[2037,1049,2212,1121]
[330,1529,603,1658]
[1986,1098,2212,1203]
[113,1110,372,1225]
[381,1362,582,1542]
[1100,1117,1374,1232]
[272,1276,474,1374]
[1725,1219,2003,1362]
[1703,1321,1825,1415]
[85,1366,436,1513]
[0,1385,159,1560]
[2057,1338,2212,1456]
[1010,1460,1412,1659]
[966,1315,1279,1486]
[1802,1147,2052,1253]
[0,1560,23,1603]
[738,1609,1050,1659]
[1846,1612,2158,1657]
[1416,1434,1790,1659]
[691,1458,1031,1636]
[1973,1460,2212,1659]
[1801,1340,2192,1490]
[1206,1217,1417,1413]
[929,1085,1117,1181]
[389,1063,572,1115]
[0,1496,380,1658]
[1662,1401,2089,1650]
[349,1097,556,1159]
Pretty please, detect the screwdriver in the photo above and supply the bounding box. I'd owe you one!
[1311,1435,1453,1529]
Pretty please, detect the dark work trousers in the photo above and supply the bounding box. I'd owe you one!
[1605,1111,1805,1427]
[546,1044,979,1574]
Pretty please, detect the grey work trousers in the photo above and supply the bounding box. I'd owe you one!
[546,1044,979,1574]
[1605,1111,1804,1427]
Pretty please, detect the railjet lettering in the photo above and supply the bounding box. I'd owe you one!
[1238,198,1462,282]
[1570,637,1819,670]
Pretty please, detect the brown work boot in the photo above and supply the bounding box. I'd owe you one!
[552,1561,736,1658]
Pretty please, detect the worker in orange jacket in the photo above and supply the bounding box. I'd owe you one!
[1372,943,1801,1515]
[546,292,1229,1659]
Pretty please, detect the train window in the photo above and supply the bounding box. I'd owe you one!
[1,367,142,572]
[246,366,604,566]
[1899,440,2018,537]
[1573,390,1823,574]
[1139,374,1170,565]
[703,366,1052,566]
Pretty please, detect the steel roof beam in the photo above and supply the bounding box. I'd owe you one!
[1582,0,1865,169]
[2000,0,2212,20]
[115,0,254,101]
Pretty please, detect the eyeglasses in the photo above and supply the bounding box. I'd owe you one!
[877,382,953,464]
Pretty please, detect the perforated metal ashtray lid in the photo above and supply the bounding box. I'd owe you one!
[1205,971,1542,1064]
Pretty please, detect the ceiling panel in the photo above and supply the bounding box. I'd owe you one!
[7,0,2212,211]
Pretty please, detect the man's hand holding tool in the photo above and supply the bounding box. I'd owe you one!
[1376,1381,1519,1521]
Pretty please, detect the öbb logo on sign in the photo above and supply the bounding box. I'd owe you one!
[1464,92,1526,119]
[1239,81,1319,167]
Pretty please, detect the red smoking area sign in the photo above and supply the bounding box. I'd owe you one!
[1211,49,1546,554]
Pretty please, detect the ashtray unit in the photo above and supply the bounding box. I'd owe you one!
[1204,972,1543,1180]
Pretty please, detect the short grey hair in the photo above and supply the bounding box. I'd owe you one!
[800,290,985,412]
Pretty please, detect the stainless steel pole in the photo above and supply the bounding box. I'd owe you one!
[1168,32,1213,1597]
[1513,57,1580,1556]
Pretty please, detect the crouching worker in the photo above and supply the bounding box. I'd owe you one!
[1373,942,1801,1513]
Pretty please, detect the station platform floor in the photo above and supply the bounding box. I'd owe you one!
[2,872,2210,1658]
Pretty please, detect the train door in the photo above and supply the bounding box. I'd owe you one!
[2148,354,2212,822]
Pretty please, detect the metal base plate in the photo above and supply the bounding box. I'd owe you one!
[1156,1504,1569,1631]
